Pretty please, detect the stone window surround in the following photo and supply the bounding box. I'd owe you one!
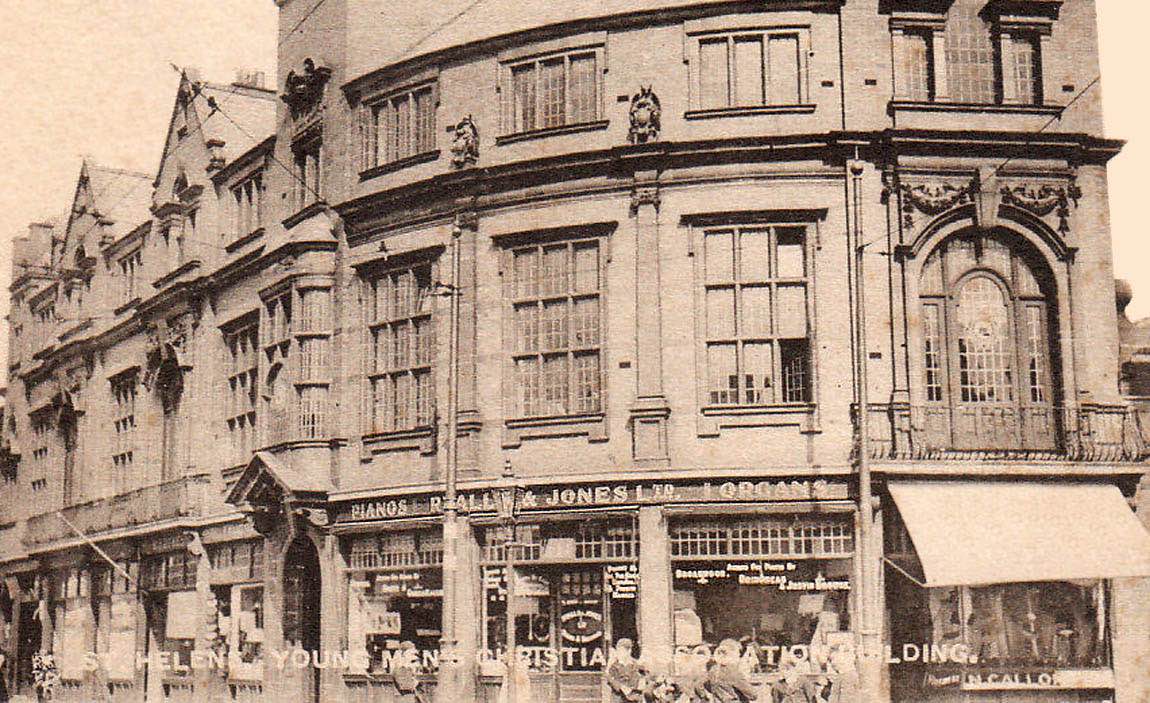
[889,0,1060,107]
[682,12,816,118]
[357,68,442,179]
[495,222,614,448]
[684,209,825,438]
[495,31,609,143]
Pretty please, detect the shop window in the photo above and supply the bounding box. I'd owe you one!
[668,517,853,697]
[51,570,92,681]
[508,237,604,418]
[701,226,811,406]
[480,521,639,685]
[346,530,444,676]
[368,263,436,434]
[889,580,1110,696]
[91,563,137,682]
[210,581,265,681]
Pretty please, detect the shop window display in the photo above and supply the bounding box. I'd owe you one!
[346,531,443,675]
[668,518,855,703]
[480,521,639,700]
[928,583,1107,668]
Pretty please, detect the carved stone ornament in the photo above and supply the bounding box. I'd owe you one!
[294,506,330,528]
[630,185,660,213]
[628,86,662,145]
[1000,179,1081,235]
[900,180,973,229]
[281,58,332,118]
[449,115,480,169]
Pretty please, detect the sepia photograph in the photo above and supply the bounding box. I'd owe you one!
[0,1,1147,701]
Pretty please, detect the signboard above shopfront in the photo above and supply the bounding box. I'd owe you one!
[334,478,849,525]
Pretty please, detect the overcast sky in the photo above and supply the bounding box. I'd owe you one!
[0,2,1146,383]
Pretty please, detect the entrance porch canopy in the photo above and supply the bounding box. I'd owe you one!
[887,481,1150,587]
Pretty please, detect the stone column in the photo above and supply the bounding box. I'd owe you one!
[637,507,671,671]
[629,177,670,465]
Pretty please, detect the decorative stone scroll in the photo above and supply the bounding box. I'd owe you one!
[894,171,1081,237]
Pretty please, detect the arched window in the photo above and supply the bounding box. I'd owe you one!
[919,231,1058,451]
[944,0,997,104]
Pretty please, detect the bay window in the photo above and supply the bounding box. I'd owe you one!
[224,317,259,466]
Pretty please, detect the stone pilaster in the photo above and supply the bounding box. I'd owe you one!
[629,178,670,465]
[637,507,672,670]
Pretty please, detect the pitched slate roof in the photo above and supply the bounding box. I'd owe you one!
[195,82,277,165]
[84,163,153,243]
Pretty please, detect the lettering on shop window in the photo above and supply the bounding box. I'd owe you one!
[341,479,846,523]
[674,561,851,591]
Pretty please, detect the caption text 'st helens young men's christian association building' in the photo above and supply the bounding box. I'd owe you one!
[3,0,1150,701]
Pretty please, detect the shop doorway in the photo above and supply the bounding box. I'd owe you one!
[15,601,40,695]
[283,538,321,703]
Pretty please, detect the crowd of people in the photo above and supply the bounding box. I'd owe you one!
[605,638,851,703]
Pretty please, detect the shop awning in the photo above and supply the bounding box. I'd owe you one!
[887,481,1150,587]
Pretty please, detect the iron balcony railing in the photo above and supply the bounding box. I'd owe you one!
[23,473,211,548]
[858,403,1150,462]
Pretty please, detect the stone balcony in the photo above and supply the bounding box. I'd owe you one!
[23,473,212,549]
[859,403,1149,463]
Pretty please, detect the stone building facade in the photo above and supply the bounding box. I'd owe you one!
[2,1,1149,702]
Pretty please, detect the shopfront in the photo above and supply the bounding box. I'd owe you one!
[479,517,639,703]
[345,528,444,676]
[206,538,266,701]
[330,476,854,703]
[139,545,199,703]
[667,515,857,703]
[885,481,1150,703]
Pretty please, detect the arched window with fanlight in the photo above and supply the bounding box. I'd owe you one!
[918,231,1059,452]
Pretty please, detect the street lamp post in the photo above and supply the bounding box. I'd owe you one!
[437,222,463,703]
[495,485,519,703]
[850,159,884,701]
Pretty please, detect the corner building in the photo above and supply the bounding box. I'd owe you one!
[4,0,1150,702]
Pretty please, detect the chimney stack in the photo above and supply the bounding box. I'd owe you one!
[233,69,267,90]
